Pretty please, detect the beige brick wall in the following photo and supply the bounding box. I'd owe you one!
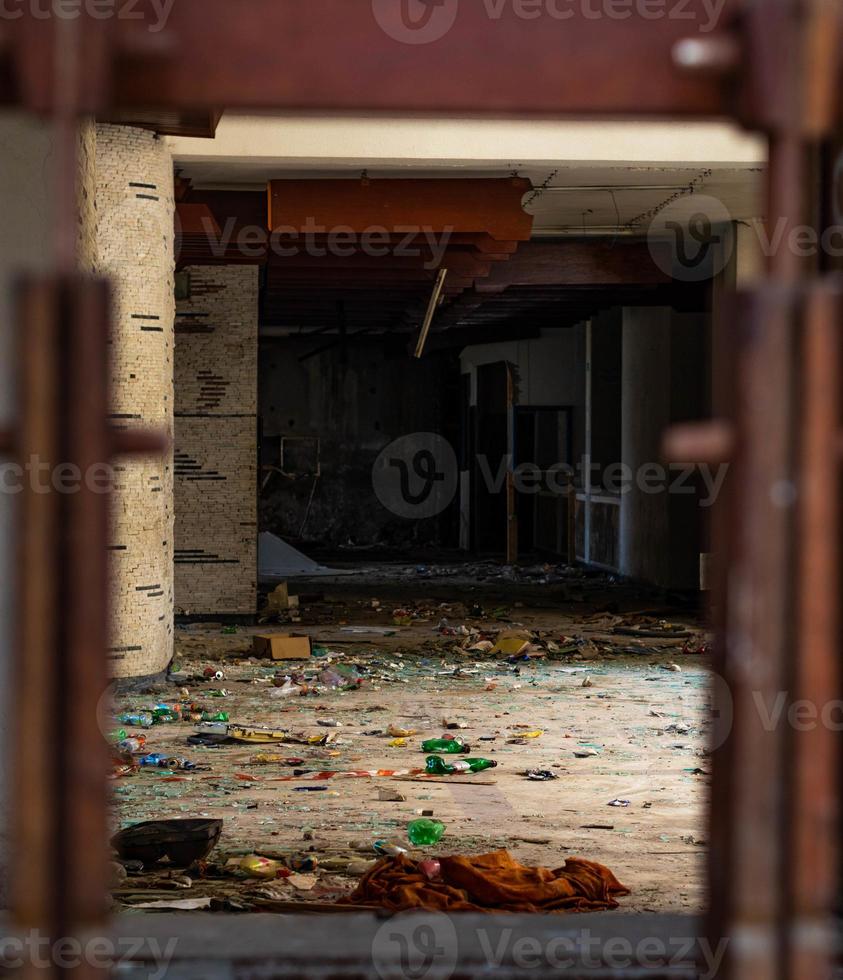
[96,124,175,679]
[77,120,98,272]
[174,266,258,615]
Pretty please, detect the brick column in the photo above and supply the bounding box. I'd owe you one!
[96,124,175,681]
[174,266,258,616]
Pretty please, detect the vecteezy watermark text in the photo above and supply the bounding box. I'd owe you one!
[0,0,175,30]
[648,149,843,282]
[372,916,728,980]
[371,0,728,46]
[373,434,729,521]
[479,456,728,507]
[0,931,178,980]
[184,216,455,271]
[0,457,114,495]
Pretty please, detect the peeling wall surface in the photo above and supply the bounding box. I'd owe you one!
[175,266,259,614]
[259,338,460,550]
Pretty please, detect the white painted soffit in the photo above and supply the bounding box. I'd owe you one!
[167,114,767,231]
[167,113,766,185]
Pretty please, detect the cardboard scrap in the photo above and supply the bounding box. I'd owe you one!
[253,633,312,661]
[264,582,300,615]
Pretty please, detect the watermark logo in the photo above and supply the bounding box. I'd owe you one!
[372,437,730,519]
[371,913,458,980]
[0,455,115,495]
[372,0,729,44]
[708,670,734,752]
[97,682,117,741]
[0,931,178,980]
[372,0,459,45]
[0,0,176,31]
[647,194,734,282]
[100,191,175,268]
[190,218,453,270]
[372,433,458,519]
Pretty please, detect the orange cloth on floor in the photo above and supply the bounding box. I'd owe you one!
[344,849,630,913]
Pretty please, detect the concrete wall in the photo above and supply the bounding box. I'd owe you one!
[174,266,259,615]
[619,308,673,586]
[619,306,708,590]
[96,124,176,679]
[460,327,587,460]
[458,327,587,557]
[259,337,459,550]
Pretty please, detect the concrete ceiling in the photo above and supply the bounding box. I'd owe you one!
[168,114,766,237]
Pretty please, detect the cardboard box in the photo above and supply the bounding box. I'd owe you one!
[253,633,312,661]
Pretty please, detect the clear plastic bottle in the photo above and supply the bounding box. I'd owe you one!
[117,736,147,754]
[117,711,154,729]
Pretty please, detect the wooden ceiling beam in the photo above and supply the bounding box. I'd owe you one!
[476,240,673,291]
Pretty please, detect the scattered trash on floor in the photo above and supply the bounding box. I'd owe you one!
[109,570,710,915]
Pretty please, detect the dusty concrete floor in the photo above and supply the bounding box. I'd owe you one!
[110,564,712,915]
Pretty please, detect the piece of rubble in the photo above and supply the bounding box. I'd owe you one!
[378,787,406,802]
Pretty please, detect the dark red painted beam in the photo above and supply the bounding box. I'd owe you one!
[268,178,534,239]
[104,0,737,117]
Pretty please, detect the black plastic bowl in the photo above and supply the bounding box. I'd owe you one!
[112,818,223,866]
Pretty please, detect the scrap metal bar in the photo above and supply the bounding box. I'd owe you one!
[705,290,739,962]
[789,281,841,980]
[12,282,61,969]
[63,280,113,935]
[12,278,111,980]
[11,277,168,978]
[414,268,448,359]
[722,285,797,980]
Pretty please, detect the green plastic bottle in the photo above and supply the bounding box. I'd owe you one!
[407,818,445,846]
[421,736,470,754]
[151,705,180,723]
[424,755,498,775]
[202,711,230,723]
